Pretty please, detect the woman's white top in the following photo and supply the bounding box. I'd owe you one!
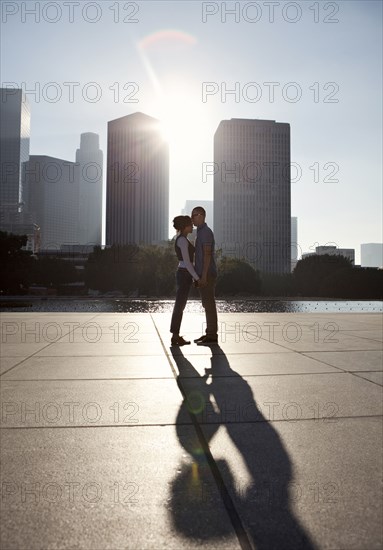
[177,236,200,281]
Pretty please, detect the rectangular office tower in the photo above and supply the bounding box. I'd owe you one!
[26,156,80,249]
[214,118,291,274]
[0,88,30,213]
[75,133,103,246]
[106,112,169,246]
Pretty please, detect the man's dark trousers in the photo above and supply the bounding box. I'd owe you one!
[199,275,218,337]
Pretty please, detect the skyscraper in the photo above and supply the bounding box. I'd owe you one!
[106,112,169,246]
[26,155,80,249]
[0,87,38,251]
[0,88,30,213]
[75,133,103,246]
[214,118,291,274]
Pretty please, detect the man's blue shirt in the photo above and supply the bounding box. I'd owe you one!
[194,222,217,277]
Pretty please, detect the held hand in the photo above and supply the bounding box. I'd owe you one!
[198,277,208,288]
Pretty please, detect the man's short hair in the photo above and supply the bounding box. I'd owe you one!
[192,206,206,217]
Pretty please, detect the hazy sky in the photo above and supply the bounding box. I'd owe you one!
[1,0,382,262]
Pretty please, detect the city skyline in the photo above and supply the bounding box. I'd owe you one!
[0,85,104,250]
[0,95,375,264]
[1,1,382,263]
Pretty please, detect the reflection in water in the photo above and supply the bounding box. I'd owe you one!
[1,298,381,312]
[169,347,317,549]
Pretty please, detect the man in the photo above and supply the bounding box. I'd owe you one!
[191,206,218,344]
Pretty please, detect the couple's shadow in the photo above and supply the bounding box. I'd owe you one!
[169,345,316,549]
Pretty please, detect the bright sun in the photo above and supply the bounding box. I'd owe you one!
[150,82,216,211]
[157,91,212,154]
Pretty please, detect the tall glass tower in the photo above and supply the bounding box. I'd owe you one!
[0,88,30,213]
[214,118,291,274]
[75,133,103,246]
[106,112,169,246]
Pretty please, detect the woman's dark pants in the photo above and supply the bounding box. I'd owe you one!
[170,269,192,334]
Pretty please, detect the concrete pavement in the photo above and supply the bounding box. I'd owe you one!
[1,311,382,549]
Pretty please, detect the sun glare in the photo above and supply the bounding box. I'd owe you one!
[158,93,210,154]
[154,89,214,214]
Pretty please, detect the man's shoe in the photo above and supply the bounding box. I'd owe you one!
[193,335,206,343]
[197,335,218,344]
[171,336,191,346]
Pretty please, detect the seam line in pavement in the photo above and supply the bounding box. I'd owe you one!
[347,373,383,388]
[1,353,177,358]
[149,313,253,550]
[0,371,349,382]
[293,352,383,388]
[338,332,383,343]
[300,351,382,357]
[0,377,176,381]
[1,414,382,430]
[299,352,383,381]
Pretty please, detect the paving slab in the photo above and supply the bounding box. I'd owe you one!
[0,313,158,346]
[2,355,174,380]
[170,351,341,378]
[0,313,101,342]
[242,327,383,353]
[303,350,383,372]
[1,378,187,427]
[33,341,165,356]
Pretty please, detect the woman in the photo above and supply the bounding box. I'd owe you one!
[170,215,200,346]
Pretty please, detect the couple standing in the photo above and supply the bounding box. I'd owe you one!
[170,206,218,346]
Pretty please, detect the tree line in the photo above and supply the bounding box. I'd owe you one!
[0,231,381,299]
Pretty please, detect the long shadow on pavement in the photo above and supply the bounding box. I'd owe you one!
[169,345,317,550]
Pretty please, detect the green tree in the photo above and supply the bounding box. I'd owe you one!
[260,272,296,297]
[156,243,179,295]
[0,231,35,294]
[84,244,139,293]
[320,267,383,299]
[84,243,177,296]
[29,257,78,287]
[293,254,353,297]
[136,244,177,296]
[216,257,262,296]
